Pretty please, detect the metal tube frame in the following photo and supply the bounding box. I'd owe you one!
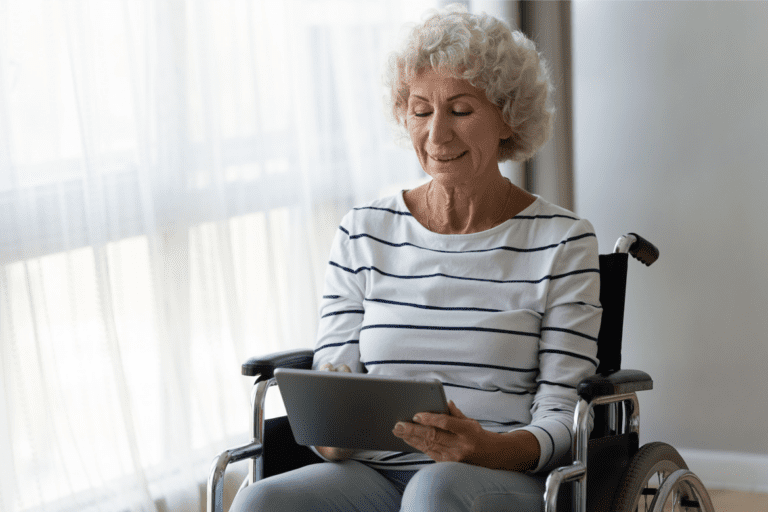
[249,378,276,484]
[207,377,275,512]
[544,392,640,512]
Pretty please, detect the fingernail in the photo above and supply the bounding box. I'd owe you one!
[412,414,421,423]
[393,423,405,434]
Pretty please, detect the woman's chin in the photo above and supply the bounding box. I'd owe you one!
[426,160,472,179]
[426,170,473,185]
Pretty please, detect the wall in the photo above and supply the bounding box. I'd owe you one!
[571,1,768,491]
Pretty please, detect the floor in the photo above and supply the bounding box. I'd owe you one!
[708,489,768,511]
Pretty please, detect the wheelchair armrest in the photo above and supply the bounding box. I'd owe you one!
[242,349,314,379]
[577,369,653,402]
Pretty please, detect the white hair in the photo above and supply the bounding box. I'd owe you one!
[383,3,554,162]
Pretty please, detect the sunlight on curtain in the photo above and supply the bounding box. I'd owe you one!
[0,0,433,511]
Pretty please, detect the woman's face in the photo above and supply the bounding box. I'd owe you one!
[405,68,513,186]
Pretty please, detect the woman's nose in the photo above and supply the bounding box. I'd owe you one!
[428,111,453,144]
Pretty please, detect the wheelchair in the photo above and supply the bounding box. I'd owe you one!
[208,233,716,512]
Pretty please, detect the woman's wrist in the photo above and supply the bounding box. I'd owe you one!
[479,429,540,471]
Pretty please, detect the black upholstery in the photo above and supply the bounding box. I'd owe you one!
[595,253,627,374]
[578,370,653,402]
[586,433,640,511]
[263,416,323,478]
[575,253,653,402]
[242,349,314,379]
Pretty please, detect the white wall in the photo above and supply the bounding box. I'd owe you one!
[572,1,768,491]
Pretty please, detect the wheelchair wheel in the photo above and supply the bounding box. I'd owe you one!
[612,442,688,512]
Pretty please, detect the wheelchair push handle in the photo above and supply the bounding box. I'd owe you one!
[613,233,659,266]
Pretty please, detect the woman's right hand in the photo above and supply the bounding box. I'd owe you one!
[314,363,354,461]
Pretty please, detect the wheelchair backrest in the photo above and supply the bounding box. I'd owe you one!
[596,253,628,374]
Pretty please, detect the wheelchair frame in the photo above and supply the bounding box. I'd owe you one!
[208,234,715,512]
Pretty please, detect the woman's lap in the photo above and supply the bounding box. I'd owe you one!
[230,460,545,512]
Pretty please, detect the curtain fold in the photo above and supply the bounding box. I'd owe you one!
[0,1,430,511]
[519,0,575,211]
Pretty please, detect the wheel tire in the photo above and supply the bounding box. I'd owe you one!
[612,442,688,512]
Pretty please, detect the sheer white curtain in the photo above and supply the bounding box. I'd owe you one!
[0,1,433,511]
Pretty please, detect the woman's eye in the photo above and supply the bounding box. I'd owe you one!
[413,111,471,118]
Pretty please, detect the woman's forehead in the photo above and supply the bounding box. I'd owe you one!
[409,69,482,101]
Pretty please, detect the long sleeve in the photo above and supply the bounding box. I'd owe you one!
[312,217,367,373]
[515,219,602,473]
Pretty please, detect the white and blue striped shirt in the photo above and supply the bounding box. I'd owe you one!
[312,192,601,473]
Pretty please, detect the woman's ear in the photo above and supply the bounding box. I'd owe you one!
[498,109,514,139]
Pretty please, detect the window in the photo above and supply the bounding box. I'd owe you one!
[0,1,431,510]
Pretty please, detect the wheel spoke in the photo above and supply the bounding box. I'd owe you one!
[651,470,714,512]
[614,443,700,512]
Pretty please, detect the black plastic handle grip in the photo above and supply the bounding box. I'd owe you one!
[628,233,659,266]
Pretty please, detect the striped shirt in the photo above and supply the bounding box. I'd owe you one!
[311,192,601,473]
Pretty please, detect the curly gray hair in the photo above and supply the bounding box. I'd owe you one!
[384,4,554,162]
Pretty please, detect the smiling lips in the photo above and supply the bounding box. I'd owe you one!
[431,151,468,162]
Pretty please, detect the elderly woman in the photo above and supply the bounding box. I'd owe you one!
[231,5,600,512]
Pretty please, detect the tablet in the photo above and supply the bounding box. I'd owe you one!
[273,368,448,453]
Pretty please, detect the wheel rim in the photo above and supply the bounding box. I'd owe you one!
[651,486,698,512]
[631,459,683,511]
[650,469,715,512]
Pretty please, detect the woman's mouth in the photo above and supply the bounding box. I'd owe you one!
[431,151,468,162]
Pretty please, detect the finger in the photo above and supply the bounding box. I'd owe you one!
[413,412,453,430]
[448,400,467,419]
[415,412,475,436]
[393,422,423,449]
[395,428,434,453]
[320,363,351,372]
[395,422,453,451]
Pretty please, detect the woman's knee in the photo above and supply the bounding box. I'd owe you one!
[401,462,469,510]
[229,476,297,511]
[229,461,404,512]
[229,464,334,511]
[407,462,467,492]
[401,462,545,512]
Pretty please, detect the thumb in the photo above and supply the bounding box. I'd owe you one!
[448,400,467,419]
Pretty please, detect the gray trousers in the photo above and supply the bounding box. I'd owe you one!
[229,460,546,512]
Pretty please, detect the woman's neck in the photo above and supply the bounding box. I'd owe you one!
[425,174,511,234]
[403,172,536,235]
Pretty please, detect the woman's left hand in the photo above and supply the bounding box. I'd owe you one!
[392,401,492,464]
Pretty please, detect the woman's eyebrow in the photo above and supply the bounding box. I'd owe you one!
[411,93,475,102]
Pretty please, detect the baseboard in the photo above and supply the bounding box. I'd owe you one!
[677,448,768,493]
